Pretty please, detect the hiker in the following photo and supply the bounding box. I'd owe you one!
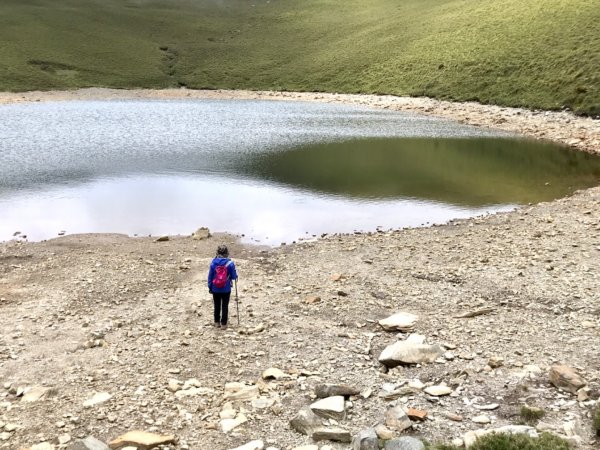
[208,245,238,329]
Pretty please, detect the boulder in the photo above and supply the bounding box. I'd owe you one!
[549,365,586,394]
[352,427,379,450]
[379,341,444,367]
[379,312,418,331]
[192,227,211,240]
[310,396,346,420]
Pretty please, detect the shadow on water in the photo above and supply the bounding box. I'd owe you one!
[236,137,600,207]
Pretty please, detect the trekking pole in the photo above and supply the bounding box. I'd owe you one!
[235,279,240,326]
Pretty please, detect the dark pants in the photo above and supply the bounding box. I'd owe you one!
[213,292,230,325]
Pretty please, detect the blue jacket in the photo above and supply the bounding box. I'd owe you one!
[208,257,238,293]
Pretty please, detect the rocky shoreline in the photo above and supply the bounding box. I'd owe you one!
[0,90,599,450]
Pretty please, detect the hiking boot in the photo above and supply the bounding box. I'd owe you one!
[213,322,220,328]
[221,324,228,330]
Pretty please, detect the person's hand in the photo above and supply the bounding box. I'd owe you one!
[209,289,213,294]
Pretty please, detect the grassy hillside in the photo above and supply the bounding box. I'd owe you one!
[0,0,598,115]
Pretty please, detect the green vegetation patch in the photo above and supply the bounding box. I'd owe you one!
[0,0,598,115]
[427,432,571,450]
[519,405,545,424]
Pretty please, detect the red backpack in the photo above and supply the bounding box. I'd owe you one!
[213,260,232,289]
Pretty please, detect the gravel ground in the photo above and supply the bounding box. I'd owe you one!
[0,90,598,450]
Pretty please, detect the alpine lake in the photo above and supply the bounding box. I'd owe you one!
[1,99,599,244]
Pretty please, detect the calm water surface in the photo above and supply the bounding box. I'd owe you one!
[1,99,599,243]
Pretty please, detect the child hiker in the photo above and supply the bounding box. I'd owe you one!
[207,245,238,329]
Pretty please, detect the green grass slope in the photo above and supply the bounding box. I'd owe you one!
[0,0,598,115]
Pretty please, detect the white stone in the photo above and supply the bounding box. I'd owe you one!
[175,386,214,399]
[472,415,491,424]
[83,392,112,407]
[223,383,259,401]
[379,312,418,331]
[252,397,275,409]
[30,444,55,450]
[220,402,237,419]
[221,413,248,433]
[424,385,453,396]
[379,341,444,366]
[406,334,426,344]
[22,386,49,402]
[408,379,425,390]
[262,368,287,380]
[310,396,346,420]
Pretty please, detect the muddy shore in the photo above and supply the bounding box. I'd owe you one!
[0,90,598,450]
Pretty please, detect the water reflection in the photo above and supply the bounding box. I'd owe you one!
[0,174,512,243]
[0,100,599,243]
[238,138,600,206]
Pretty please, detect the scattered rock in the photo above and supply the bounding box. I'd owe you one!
[223,382,259,401]
[352,427,378,450]
[315,384,360,399]
[384,437,425,450]
[424,385,453,396]
[472,415,491,424]
[304,296,321,304]
[375,423,395,440]
[83,392,112,407]
[192,227,211,240]
[487,356,504,368]
[312,426,352,442]
[108,431,176,449]
[21,385,49,402]
[310,396,346,420]
[384,406,412,432]
[262,367,287,380]
[549,364,586,394]
[154,236,169,242]
[290,407,322,435]
[221,413,248,433]
[407,408,427,421]
[379,340,444,367]
[378,312,418,331]
[67,436,110,450]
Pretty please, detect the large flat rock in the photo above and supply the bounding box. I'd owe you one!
[378,341,444,367]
